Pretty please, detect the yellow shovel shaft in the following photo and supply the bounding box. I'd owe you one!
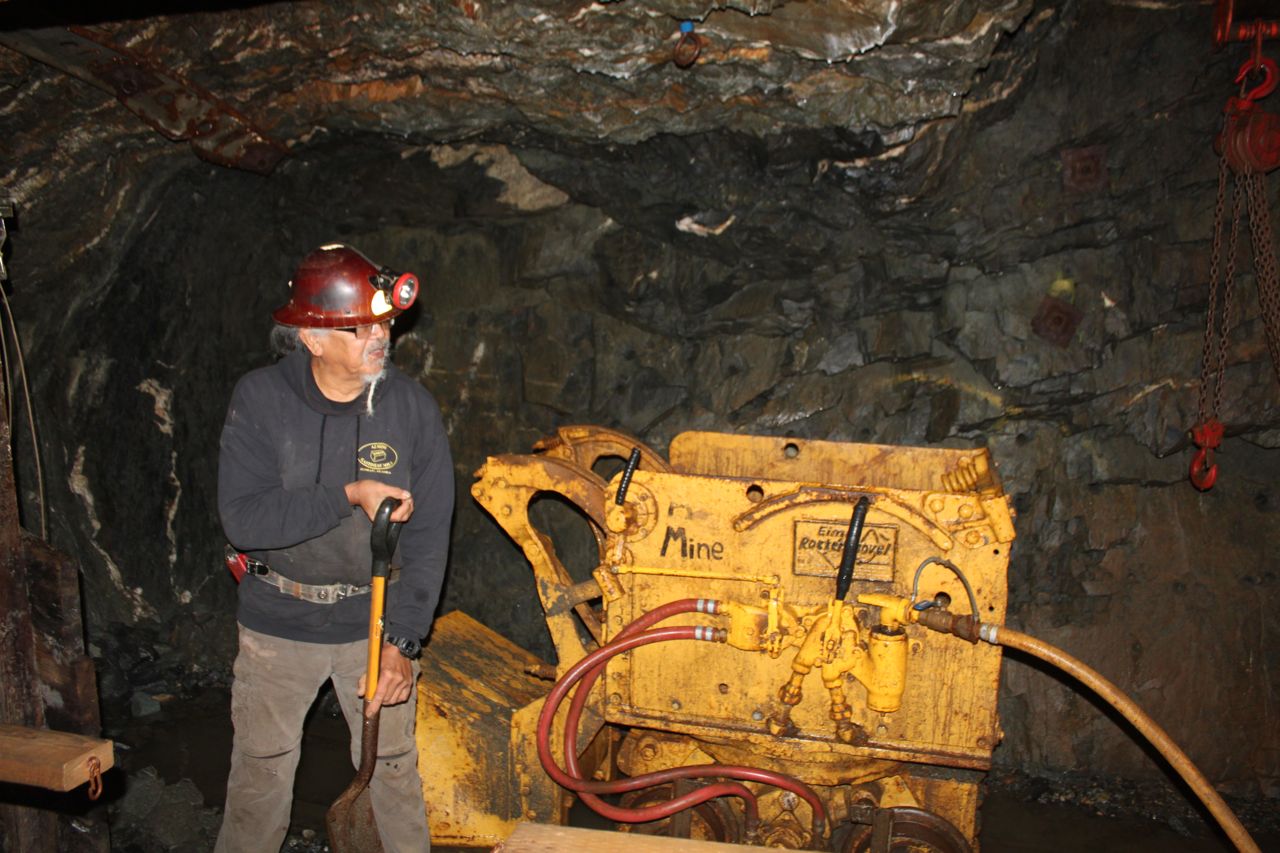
[365,576,387,697]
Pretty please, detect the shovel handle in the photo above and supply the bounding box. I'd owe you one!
[371,497,403,579]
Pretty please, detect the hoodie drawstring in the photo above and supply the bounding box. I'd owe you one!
[354,416,362,482]
[315,414,328,484]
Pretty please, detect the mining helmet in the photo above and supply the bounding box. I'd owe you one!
[272,243,419,329]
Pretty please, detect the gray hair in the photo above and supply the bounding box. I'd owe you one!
[270,324,332,357]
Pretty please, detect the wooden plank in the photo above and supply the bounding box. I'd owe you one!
[494,822,824,852]
[25,534,102,737]
[0,724,114,792]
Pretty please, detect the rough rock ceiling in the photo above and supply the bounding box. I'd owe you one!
[1,0,1033,173]
[0,0,1060,301]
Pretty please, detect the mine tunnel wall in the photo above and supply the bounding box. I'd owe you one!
[2,2,1276,805]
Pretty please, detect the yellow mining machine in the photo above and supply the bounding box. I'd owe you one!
[417,427,1016,852]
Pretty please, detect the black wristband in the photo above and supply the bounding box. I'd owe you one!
[384,634,422,660]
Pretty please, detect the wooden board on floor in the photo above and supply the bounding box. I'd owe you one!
[493,822,823,852]
[0,724,113,792]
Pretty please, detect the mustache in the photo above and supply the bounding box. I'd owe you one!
[363,340,391,360]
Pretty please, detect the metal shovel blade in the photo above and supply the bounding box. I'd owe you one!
[326,787,383,852]
[326,704,386,853]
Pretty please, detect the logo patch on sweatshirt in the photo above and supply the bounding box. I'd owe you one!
[358,442,399,474]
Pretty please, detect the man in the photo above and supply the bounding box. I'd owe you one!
[215,243,453,853]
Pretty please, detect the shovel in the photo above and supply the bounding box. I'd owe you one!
[326,496,403,853]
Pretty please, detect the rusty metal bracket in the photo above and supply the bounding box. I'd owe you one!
[0,27,287,174]
[674,20,702,69]
[86,755,103,801]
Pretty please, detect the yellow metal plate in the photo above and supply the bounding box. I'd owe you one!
[417,610,552,847]
[602,467,1010,768]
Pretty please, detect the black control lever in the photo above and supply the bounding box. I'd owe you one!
[615,447,642,505]
[835,496,870,602]
[371,497,404,579]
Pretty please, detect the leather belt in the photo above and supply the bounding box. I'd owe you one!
[243,556,398,605]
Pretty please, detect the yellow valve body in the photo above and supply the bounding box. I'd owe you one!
[865,628,908,713]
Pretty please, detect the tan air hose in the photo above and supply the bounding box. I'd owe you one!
[987,625,1260,853]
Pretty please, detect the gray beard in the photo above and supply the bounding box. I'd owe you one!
[361,345,389,416]
[363,371,384,417]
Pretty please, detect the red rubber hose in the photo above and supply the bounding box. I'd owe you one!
[538,599,828,839]
[536,625,760,826]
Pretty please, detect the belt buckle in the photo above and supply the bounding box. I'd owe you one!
[334,587,347,601]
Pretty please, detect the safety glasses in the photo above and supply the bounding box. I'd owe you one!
[333,319,393,339]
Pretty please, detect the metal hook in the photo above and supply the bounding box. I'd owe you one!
[1190,447,1219,491]
[1235,55,1278,101]
[674,20,701,68]
[1189,418,1224,491]
[87,756,103,801]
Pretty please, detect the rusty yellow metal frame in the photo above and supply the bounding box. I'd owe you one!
[423,427,1015,850]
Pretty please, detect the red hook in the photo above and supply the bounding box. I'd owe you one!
[1235,55,1278,101]
[1189,447,1219,491]
[1189,419,1225,491]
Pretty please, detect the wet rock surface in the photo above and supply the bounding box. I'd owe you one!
[95,624,229,852]
[110,767,220,853]
[94,620,234,721]
[984,770,1280,850]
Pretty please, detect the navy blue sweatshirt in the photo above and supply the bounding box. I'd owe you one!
[217,347,454,644]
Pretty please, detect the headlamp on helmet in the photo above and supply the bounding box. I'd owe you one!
[371,268,419,312]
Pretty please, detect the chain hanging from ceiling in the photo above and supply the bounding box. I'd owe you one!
[1194,14,1280,491]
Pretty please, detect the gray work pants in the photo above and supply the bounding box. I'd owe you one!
[214,626,430,853]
